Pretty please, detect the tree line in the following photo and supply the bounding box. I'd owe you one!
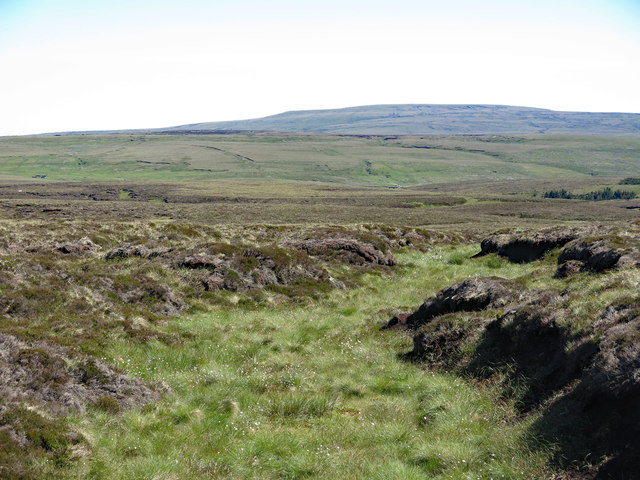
[543,187,637,201]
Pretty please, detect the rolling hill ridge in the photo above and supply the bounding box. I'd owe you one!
[163,104,640,136]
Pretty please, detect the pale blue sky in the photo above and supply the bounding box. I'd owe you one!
[1,0,639,135]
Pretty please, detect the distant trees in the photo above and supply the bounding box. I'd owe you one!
[543,187,637,201]
[543,189,572,199]
[620,177,640,185]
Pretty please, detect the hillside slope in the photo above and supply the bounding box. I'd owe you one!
[164,104,640,136]
[3,134,640,185]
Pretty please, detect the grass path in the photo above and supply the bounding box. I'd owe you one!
[64,247,552,479]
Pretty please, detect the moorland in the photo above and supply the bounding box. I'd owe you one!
[164,104,640,136]
[0,131,639,479]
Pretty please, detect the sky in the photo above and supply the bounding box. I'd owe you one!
[0,0,639,135]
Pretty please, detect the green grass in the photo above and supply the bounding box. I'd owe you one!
[1,133,639,185]
[57,247,552,479]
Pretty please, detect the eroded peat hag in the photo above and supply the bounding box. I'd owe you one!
[389,224,640,478]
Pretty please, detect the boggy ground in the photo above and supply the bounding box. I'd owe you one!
[0,178,638,234]
[0,178,639,478]
[1,230,562,479]
[388,223,640,478]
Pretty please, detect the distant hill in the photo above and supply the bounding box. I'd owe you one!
[163,104,640,136]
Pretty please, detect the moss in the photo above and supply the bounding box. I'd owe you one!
[266,277,332,300]
[113,274,141,291]
[199,242,239,257]
[259,245,309,271]
[2,405,81,454]
[17,348,68,386]
[0,402,85,477]
[160,223,201,239]
[239,256,260,271]
[90,395,121,414]
[225,269,240,282]
[581,233,631,250]
[76,360,110,385]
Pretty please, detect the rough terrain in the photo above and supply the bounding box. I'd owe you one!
[0,221,444,478]
[388,224,640,478]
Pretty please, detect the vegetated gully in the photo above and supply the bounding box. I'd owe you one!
[73,241,553,479]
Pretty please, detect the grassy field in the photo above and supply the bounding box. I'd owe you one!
[1,133,639,186]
